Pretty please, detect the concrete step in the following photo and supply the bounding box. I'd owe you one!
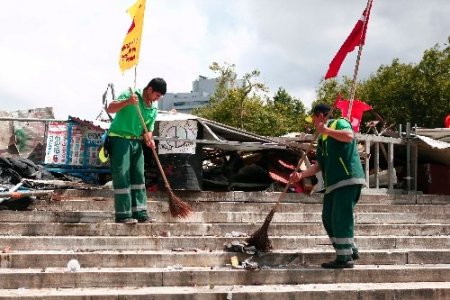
[2,250,449,269]
[2,189,449,299]
[1,210,449,224]
[0,264,449,289]
[1,236,449,251]
[54,189,450,205]
[1,222,448,237]
[31,199,450,214]
[0,282,449,300]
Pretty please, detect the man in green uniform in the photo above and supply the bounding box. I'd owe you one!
[106,78,167,224]
[291,103,365,268]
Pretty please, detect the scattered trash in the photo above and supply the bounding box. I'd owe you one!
[224,241,257,255]
[229,255,260,271]
[230,256,239,268]
[242,257,259,270]
[67,259,81,272]
[2,246,12,253]
[225,231,247,237]
[167,264,183,270]
[226,292,233,300]
[160,230,171,237]
[92,197,107,201]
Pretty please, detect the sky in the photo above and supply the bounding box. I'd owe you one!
[0,0,449,120]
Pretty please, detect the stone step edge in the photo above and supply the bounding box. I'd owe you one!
[2,235,449,239]
[5,249,448,254]
[0,265,449,290]
[2,249,448,268]
[0,282,448,299]
[1,264,449,273]
[53,189,450,203]
[33,199,450,208]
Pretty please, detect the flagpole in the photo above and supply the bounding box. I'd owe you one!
[347,0,373,119]
[134,66,138,90]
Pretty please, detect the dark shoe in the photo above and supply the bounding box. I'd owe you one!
[352,251,360,260]
[137,216,156,223]
[321,260,354,269]
[116,218,138,225]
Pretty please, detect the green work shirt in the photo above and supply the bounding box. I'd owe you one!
[316,118,365,194]
[108,89,158,137]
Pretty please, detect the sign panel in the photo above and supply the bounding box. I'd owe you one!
[158,120,197,154]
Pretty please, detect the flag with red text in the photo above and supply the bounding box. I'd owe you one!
[119,0,146,72]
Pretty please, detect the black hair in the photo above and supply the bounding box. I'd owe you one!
[312,103,330,115]
[146,77,167,95]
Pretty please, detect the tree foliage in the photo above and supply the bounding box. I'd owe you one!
[265,87,307,135]
[194,62,308,136]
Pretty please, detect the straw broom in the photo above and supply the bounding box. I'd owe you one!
[246,105,337,251]
[130,87,192,218]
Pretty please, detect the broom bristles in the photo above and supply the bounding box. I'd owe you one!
[168,191,192,218]
[246,208,275,252]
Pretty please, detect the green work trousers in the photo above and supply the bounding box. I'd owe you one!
[322,184,362,262]
[109,137,148,222]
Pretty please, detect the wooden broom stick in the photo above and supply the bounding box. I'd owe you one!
[129,86,192,218]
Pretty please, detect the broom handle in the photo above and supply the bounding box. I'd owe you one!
[273,105,337,211]
[129,88,173,193]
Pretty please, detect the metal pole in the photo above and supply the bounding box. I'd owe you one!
[406,122,411,191]
[347,0,373,118]
[0,117,66,123]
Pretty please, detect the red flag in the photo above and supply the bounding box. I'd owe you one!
[325,1,373,79]
[336,98,372,132]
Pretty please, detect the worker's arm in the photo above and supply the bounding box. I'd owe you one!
[143,131,155,149]
[290,163,321,183]
[106,94,138,114]
[316,122,354,143]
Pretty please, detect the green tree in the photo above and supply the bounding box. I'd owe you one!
[194,63,311,136]
[194,62,271,133]
[267,87,308,134]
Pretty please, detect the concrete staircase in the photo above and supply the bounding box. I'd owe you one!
[0,190,449,299]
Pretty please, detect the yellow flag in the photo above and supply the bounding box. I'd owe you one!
[119,0,146,72]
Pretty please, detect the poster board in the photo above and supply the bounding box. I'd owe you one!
[45,121,103,166]
[158,120,198,154]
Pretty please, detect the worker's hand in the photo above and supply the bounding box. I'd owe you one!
[290,171,303,183]
[143,132,155,149]
[128,93,138,105]
[316,122,329,135]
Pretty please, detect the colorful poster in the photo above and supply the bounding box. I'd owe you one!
[45,122,103,166]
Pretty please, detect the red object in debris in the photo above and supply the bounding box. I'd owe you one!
[417,164,450,195]
[445,114,450,128]
[268,168,304,193]
[336,98,372,132]
[146,184,158,192]
[277,159,296,170]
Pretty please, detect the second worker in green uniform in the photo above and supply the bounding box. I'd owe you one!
[291,103,365,268]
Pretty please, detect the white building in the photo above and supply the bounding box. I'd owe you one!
[158,76,218,113]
